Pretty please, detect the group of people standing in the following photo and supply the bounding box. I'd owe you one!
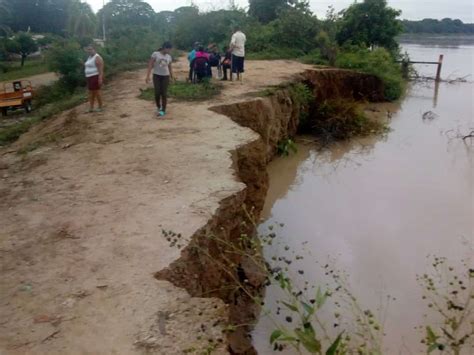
[187,26,247,83]
[83,27,246,118]
[144,26,246,118]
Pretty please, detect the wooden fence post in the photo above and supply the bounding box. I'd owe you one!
[435,54,444,82]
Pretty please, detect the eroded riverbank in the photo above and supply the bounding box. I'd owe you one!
[0,57,392,354]
[253,40,474,353]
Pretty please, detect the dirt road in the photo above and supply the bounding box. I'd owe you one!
[0,59,311,354]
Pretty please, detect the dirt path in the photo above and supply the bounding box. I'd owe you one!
[0,72,58,87]
[0,59,312,354]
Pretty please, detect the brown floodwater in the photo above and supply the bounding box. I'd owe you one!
[253,38,474,353]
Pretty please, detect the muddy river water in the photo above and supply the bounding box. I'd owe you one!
[253,37,474,353]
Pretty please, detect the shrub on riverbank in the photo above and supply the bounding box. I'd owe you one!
[335,48,404,101]
[306,98,388,143]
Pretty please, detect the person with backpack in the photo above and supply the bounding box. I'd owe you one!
[192,46,210,83]
[146,42,174,117]
[207,44,222,78]
[229,25,246,82]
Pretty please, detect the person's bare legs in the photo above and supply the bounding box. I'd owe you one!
[88,90,94,111]
[96,90,103,109]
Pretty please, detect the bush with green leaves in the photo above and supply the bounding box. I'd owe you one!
[46,40,85,91]
[335,47,404,101]
[304,98,389,143]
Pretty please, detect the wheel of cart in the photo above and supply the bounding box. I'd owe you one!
[0,80,35,116]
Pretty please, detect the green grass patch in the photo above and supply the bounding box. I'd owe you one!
[139,80,221,102]
[0,84,86,146]
[0,60,49,82]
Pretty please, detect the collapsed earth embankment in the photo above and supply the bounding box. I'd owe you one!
[155,69,385,354]
[0,60,385,354]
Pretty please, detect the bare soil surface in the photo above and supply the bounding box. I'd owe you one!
[0,59,312,354]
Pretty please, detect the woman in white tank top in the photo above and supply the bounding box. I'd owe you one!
[84,45,104,113]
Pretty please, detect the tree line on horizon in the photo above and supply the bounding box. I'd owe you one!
[0,0,453,102]
[1,0,472,41]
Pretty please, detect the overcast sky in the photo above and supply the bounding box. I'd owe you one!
[86,0,474,23]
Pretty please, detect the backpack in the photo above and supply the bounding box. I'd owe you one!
[209,53,221,67]
[193,57,209,79]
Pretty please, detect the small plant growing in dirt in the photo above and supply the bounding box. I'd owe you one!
[288,83,313,126]
[277,138,298,156]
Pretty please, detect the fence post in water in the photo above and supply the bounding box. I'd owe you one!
[435,54,444,82]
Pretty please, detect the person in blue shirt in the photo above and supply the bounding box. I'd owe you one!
[188,42,199,82]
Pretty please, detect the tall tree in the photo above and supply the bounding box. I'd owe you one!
[5,32,38,66]
[67,1,97,39]
[248,0,288,23]
[98,0,155,37]
[248,0,310,24]
[336,0,402,50]
[5,0,73,35]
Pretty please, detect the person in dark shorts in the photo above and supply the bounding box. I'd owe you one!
[229,25,246,82]
[221,48,232,81]
[146,42,174,117]
[84,44,104,112]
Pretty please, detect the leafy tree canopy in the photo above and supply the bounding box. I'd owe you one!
[5,32,38,66]
[336,0,402,49]
[98,0,156,36]
[248,0,311,24]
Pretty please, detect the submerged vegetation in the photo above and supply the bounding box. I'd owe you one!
[163,217,474,354]
[306,98,388,143]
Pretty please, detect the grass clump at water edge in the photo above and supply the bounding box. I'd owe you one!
[303,98,389,144]
[139,80,221,102]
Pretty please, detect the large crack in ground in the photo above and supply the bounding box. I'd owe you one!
[155,69,385,354]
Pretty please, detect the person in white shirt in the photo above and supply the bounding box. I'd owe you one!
[229,26,246,82]
[84,45,104,113]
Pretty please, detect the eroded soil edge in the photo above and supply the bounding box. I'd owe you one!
[155,69,385,354]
